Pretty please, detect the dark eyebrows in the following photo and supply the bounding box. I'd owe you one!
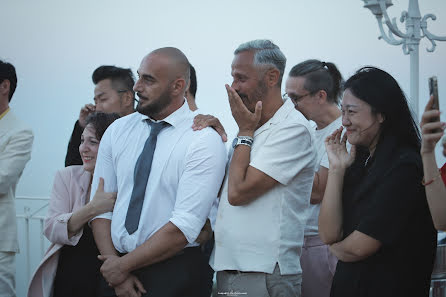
[342,104,359,109]
[81,135,99,141]
[143,74,156,81]
[95,91,105,98]
[137,70,156,82]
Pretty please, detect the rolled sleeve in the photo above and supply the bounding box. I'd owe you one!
[251,123,315,185]
[171,128,226,243]
[44,170,83,246]
[93,212,113,221]
[170,212,203,243]
[46,212,83,246]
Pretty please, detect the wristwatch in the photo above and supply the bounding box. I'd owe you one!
[232,136,254,148]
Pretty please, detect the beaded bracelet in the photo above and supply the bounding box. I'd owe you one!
[422,170,442,186]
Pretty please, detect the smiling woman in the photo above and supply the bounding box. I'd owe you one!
[27,112,121,297]
[319,67,437,297]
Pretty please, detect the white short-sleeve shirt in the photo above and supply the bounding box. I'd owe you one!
[304,116,343,236]
[210,99,317,275]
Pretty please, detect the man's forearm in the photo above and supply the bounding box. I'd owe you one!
[228,143,252,200]
[120,222,187,274]
[91,218,117,255]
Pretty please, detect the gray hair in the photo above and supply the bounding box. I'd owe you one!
[234,39,286,86]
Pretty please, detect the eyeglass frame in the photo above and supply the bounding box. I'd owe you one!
[282,91,315,104]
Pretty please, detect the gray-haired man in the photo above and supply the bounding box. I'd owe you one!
[210,40,317,297]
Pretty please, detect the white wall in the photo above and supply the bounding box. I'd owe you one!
[2,0,446,295]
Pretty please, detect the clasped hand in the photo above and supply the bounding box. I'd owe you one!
[98,255,146,297]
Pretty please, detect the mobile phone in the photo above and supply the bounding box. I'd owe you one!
[429,76,439,110]
[428,76,440,128]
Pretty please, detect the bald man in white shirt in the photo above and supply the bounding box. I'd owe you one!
[91,47,227,297]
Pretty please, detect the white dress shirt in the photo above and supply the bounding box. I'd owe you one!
[210,99,317,275]
[192,109,220,230]
[91,102,227,253]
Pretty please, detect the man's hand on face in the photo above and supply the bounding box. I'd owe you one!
[78,104,96,128]
[225,84,262,136]
[98,254,129,287]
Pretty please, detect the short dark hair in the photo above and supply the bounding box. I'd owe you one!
[85,112,120,140]
[289,59,343,105]
[0,60,17,102]
[189,64,197,98]
[92,66,135,100]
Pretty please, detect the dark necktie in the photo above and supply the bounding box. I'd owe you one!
[125,120,169,234]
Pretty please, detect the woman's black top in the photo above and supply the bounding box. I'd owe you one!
[53,224,101,297]
[331,148,437,297]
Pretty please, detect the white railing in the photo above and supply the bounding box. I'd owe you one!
[15,196,50,297]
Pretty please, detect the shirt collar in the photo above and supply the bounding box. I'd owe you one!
[0,107,10,121]
[138,99,191,128]
[254,98,293,136]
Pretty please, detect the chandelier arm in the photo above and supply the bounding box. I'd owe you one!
[423,29,446,42]
[421,14,446,41]
[425,39,437,53]
[377,16,404,45]
[379,1,409,38]
[387,28,404,45]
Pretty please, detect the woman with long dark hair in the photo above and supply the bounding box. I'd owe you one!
[319,67,436,297]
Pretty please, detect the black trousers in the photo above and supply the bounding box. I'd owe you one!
[100,247,205,297]
[200,237,215,297]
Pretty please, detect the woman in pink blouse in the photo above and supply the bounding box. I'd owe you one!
[28,112,121,297]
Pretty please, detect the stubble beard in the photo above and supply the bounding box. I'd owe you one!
[136,88,173,118]
[235,81,267,113]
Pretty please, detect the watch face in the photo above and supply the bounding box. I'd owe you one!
[232,137,238,148]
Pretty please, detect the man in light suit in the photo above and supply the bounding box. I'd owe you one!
[0,60,34,297]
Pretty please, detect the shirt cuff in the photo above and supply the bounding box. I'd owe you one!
[55,213,83,246]
[170,211,204,243]
[89,211,112,225]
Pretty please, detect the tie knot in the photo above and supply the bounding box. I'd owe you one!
[147,120,169,136]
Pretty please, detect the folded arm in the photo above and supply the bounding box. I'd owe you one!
[329,230,381,262]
